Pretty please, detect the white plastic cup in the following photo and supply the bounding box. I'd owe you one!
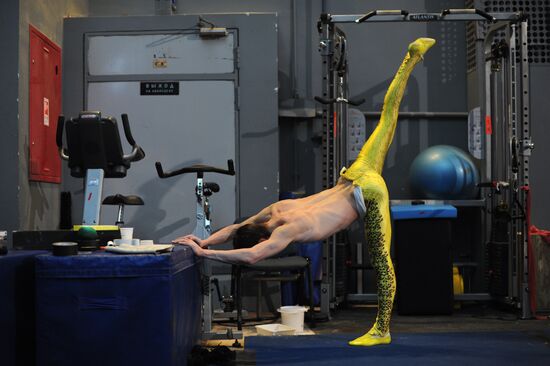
[278,306,308,333]
[120,227,134,240]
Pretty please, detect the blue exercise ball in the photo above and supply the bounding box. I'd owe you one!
[409,145,479,199]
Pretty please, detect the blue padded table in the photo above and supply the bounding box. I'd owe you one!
[0,250,48,366]
[35,246,201,366]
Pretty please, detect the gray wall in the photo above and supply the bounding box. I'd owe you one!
[1,0,87,245]
[0,0,20,244]
[1,0,87,243]
[530,65,550,229]
[88,0,306,99]
[3,0,549,235]
[17,0,88,233]
[88,0,327,196]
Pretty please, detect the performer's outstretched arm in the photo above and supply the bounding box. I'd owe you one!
[173,205,273,247]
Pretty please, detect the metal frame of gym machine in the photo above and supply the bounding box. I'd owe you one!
[317,9,533,319]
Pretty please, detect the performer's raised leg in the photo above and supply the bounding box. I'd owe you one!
[341,38,436,346]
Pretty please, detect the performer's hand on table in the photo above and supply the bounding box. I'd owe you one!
[173,234,206,248]
[172,237,205,257]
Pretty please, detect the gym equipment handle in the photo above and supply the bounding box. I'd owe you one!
[121,114,138,146]
[511,137,519,174]
[56,115,69,161]
[314,96,365,106]
[121,114,146,163]
[440,8,496,22]
[56,112,145,163]
[314,96,332,105]
[355,10,409,23]
[156,159,235,179]
[477,181,510,192]
[347,97,365,106]
[56,115,64,148]
[204,182,220,193]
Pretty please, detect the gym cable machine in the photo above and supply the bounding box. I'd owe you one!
[316,9,532,319]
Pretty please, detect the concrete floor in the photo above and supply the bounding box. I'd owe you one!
[313,304,550,334]
[204,303,550,365]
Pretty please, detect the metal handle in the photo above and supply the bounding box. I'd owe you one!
[121,114,137,146]
[121,114,146,163]
[56,115,69,161]
[356,10,409,24]
[204,182,220,193]
[314,96,333,105]
[347,97,365,106]
[314,96,365,106]
[440,8,496,22]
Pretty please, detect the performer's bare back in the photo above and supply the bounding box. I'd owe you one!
[259,180,359,243]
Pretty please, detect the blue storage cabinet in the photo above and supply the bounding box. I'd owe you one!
[35,246,201,366]
[0,250,48,366]
[391,204,457,315]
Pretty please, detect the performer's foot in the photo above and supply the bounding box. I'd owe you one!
[348,330,391,347]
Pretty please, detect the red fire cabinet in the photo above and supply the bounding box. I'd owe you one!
[29,25,62,183]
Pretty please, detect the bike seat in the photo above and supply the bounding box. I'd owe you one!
[102,194,144,206]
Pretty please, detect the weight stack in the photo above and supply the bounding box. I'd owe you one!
[488,241,509,296]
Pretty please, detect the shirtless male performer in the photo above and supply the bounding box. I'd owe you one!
[174,37,436,346]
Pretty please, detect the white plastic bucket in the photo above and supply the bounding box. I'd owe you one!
[278,306,308,332]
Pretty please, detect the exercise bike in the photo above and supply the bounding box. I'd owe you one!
[155,159,242,341]
[54,111,145,251]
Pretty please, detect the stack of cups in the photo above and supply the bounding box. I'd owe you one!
[119,227,140,245]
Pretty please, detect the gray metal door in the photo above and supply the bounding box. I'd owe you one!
[80,32,237,242]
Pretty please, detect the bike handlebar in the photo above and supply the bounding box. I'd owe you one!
[156,159,235,179]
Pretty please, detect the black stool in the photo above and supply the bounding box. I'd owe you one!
[233,256,315,331]
[102,194,144,226]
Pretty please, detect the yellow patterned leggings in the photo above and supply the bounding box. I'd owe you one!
[341,37,435,343]
[341,168,396,336]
